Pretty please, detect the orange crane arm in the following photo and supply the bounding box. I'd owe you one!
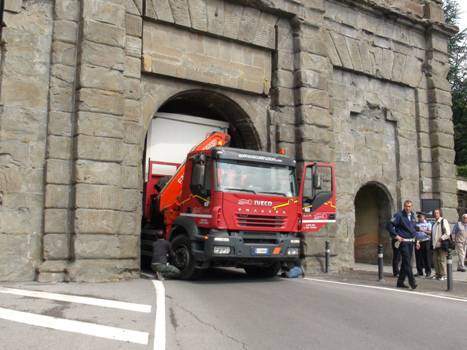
[158,131,230,212]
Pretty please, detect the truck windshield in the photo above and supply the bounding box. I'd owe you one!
[215,160,297,197]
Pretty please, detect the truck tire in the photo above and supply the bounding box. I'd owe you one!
[244,263,281,278]
[171,235,200,279]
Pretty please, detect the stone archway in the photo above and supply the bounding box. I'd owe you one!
[354,182,393,264]
[156,90,262,149]
[140,90,262,268]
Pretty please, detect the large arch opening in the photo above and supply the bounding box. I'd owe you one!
[156,90,261,149]
[354,183,393,264]
[140,90,262,269]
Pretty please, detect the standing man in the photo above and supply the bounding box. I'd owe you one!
[431,209,451,280]
[451,214,467,272]
[387,200,419,289]
[415,213,432,278]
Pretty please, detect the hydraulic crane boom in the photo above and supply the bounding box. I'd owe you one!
[158,131,231,212]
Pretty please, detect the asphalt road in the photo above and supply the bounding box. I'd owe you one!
[0,270,466,350]
[0,279,158,350]
[165,269,467,350]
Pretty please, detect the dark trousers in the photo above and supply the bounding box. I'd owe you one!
[392,239,401,276]
[151,263,180,279]
[415,240,432,276]
[397,242,415,286]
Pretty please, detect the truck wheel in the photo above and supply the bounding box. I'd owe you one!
[171,235,199,279]
[244,263,281,278]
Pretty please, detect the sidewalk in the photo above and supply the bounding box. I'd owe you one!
[307,263,467,299]
[354,263,467,282]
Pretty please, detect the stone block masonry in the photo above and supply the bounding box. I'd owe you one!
[0,0,54,281]
[0,0,459,281]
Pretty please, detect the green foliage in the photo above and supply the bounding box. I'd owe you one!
[443,0,467,165]
[457,165,467,178]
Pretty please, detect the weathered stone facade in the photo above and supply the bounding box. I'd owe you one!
[458,179,467,217]
[0,0,458,281]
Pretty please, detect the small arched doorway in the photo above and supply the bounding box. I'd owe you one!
[140,90,261,268]
[354,183,393,264]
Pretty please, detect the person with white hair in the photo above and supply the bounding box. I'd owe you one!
[451,214,467,272]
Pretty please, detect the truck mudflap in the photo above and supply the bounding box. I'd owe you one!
[191,230,300,264]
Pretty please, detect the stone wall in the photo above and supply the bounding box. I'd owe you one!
[0,0,53,280]
[0,0,458,281]
[458,179,467,218]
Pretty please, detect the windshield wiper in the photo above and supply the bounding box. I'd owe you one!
[223,187,256,194]
[258,191,287,197]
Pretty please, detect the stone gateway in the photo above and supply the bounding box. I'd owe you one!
[0,0,458,281]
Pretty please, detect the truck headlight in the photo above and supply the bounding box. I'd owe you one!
[287,248,299,255]
[213,246,231,255]
[290,239,300,244]
[214,237,230,242]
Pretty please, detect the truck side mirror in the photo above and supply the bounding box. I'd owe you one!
[313,173,322,190]
[190,162,205,195]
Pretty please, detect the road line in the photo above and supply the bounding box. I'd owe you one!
[152,280,166,350]
[304,278,467,303]
[0,287,152,313]
[0,306,149,344]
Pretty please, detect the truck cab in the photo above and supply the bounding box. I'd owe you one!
[168,147,300,278]
[165,147,335,278]
[141,113,336,279]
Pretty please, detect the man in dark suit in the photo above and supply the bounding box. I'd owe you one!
[387,200,420,289]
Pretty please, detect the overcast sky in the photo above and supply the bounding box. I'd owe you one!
[457,1,467,31]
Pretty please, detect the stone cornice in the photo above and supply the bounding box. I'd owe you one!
[234,0,458,36]
[333,0,457,35]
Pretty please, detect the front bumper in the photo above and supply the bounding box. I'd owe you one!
[192,230,300,267]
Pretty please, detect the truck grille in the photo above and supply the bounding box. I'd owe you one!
[243,236,279,244]
[235,214,286,228]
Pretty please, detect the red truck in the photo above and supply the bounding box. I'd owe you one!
[142,114,336,278]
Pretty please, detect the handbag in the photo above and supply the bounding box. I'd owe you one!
[440,219,455,251]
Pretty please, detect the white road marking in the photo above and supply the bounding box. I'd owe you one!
[304,278,467,303]
[0,307,149,344]
[0,287,152,313]
[152,280,166,350]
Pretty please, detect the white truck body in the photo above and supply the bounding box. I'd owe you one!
[145,113,229,180]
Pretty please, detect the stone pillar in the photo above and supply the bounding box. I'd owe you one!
[0,0,53,281]
[122,0,144,265]
[293,18,334,164]
[424,0,458,221]
[66,0,139,281]
[271,18,296,156]
[39,0,80,283]
[290,3,338,271]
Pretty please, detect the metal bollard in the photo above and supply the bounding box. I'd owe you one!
[325,241,330,273]
[378,244,384,281]
[447,249,453,291]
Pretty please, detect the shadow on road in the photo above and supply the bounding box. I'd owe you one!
[142,267,290,285]
[189,268,288,285]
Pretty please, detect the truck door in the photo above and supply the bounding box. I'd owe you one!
[299,163,336,232]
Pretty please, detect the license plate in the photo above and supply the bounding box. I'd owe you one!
[253,247,269,255]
